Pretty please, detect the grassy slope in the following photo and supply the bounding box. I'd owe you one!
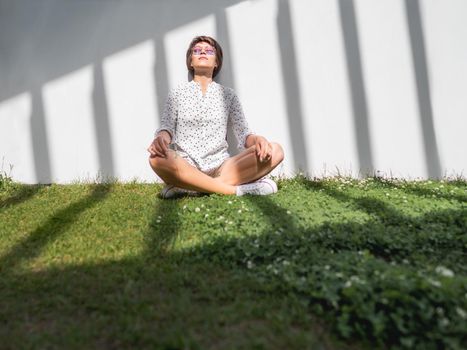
[0,177,466,349]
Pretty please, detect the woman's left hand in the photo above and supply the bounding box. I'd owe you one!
[254,136,272,163]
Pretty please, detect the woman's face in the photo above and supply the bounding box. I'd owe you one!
[190,42,217,74]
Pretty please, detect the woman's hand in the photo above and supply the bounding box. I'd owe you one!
[253,135,272,163]
[148,131,172,158]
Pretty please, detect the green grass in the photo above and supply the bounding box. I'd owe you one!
[0,176,466,349]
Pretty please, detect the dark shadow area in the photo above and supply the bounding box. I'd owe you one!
[404,0,442,178]
[0,184,43,210]
[92,62,115,179]
[30,87,51,184]
[154,35,169,132]
[277,0,309,173]
[0,184,113,272]
[338,0,374,176]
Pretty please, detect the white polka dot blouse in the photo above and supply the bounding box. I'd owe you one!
[155,80,255,173]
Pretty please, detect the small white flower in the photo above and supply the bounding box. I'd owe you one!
[456,307,467,320]
[238,209,242,214]
[287,210,291,215]
[350,275,364,284]
[344,280,352,288]
[228,200,233,204]
[435,266,454,278]
[247,261,254,269]
[427,278,441,287]
[204,214,209,218]
[440,318,450,327]
[195,207,200,212]
[183,205,187,210]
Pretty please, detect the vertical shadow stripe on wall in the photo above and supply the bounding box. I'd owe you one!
[338,0,374,176]
[216,7,241,156]
[31,87,52,184]
[92,62,115,179]
[277,0,309,173]
[405,0,442,178]
[154,36,170,137]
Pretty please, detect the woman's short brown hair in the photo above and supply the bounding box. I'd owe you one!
[186,35,223,79]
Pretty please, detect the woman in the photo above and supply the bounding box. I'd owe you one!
[148,35,284,198]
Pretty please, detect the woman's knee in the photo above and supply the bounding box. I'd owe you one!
[149,152,178,176]
[270,142,285,164]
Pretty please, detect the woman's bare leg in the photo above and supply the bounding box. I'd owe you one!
[217,142,284,186]
[149,150,236,195]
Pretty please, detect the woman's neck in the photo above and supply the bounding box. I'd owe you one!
[193,75,213,85]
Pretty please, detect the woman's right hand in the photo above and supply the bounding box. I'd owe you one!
[148,131,172,158]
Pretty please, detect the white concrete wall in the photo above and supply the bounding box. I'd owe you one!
[0,0,466,183]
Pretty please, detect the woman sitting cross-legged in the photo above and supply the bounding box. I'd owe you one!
[148,35,284,198]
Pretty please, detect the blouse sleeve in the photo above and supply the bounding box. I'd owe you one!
[154,89,177,139]
[229,91,255,151]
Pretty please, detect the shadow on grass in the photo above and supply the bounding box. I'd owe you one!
[0,192,330,349]
[0,184,114,272]
[0,182,465,349]
[300,180,466,265]
[369,176,467,203]
[143,197,182,257]
[0,185,44,210]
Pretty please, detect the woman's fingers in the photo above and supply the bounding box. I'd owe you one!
[254,137,272,162]
[255,141,267,162]
[266,142,272,159]
[147,143,157,156]
[255,142,261,160]
[155,138,169,157]
[148,136,173,159]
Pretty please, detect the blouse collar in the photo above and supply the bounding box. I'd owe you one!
[191,80,216,87]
